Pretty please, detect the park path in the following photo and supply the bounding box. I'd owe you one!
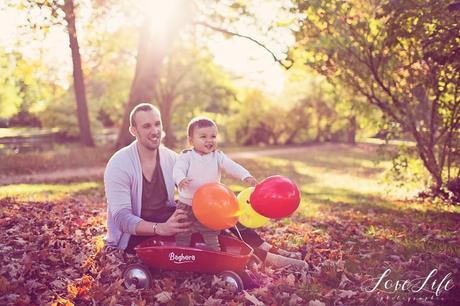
[0,146,307,185]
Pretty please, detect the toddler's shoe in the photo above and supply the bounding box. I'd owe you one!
[269,246,302,259]
[265,252,309,269]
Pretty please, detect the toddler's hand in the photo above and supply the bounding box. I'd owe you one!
[178,177,192,190]
[243,176,258,187]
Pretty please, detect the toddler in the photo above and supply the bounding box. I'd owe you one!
[173,116,257,251]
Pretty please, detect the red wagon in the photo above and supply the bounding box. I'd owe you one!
[123,233,261,291]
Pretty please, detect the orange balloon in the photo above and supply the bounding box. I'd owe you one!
[192,183,241,230]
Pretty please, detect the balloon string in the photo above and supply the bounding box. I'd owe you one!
[233,225,244,242]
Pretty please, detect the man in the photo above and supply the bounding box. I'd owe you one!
[104,103,307,268]
[104,103,191,250]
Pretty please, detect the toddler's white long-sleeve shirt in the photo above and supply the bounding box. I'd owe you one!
[173,150,252,205]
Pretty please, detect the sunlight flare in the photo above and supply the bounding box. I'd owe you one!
[140,0,188,36]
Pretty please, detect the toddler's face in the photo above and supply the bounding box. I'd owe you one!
[189,125,218,155]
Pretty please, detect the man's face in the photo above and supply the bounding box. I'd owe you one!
[130,109,162,151]
[189,125,218,155]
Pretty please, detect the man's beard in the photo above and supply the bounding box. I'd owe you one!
[141,134,161,151]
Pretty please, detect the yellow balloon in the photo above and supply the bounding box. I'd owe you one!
[237,187,269,228]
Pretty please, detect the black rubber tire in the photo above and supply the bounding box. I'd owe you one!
[122,264,152,289]
[219,270,244,291]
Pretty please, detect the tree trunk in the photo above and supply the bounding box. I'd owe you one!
[64,0,94,147]
[115,18,164,148]
[285,129,299,145]
[412,133,443,191]
[347,116,357,144]
[159,95,176,148]
[116,3,189,149]
[315,115,322,143]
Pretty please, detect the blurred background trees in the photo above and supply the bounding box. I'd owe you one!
[0,0,458,199]
[293,0,459,193]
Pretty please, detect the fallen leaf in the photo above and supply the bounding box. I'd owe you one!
[288,293,303,305]
[67,283,78,299]
[337,289,357,299]
[50,279,66,289]
[308,300,326,306]
[155,291,172,303]
[203,296,223,306]
[243,290,264,306]
[286,273,296,286]
[339,273,351,288]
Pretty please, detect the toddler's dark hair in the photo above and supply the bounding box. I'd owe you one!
[187,116,217,137]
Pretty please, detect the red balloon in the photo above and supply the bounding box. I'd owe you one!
[192,183,241,230]
[250,175,300,219]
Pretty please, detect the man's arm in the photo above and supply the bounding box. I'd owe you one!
[104,163,142,234]
[134,209,192,236]
[105,157,192,237]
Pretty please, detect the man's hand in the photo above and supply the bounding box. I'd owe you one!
[156,209,192,236]
[243,176,258,187]
[178,177,192,190]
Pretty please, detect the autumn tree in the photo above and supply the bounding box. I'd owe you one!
[0,50,22,120]
[83,13,138,130]
[294,0,460,191]
[115,0,193,148]
[13,0,94,146]
[152,42,236,148]
[115,0,294,148]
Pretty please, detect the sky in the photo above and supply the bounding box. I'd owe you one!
[209,37,287,94]
[0,1,292,95]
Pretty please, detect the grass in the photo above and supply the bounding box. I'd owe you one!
[0,143,114,176]
[225,143,393,214]
[0,181,103,202]
[0,127,60,138]
[221,142,460,260]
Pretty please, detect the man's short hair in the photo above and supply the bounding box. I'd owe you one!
[129,103,160,127]
[187,116,217,137]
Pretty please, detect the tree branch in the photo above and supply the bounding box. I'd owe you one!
[194,21,293,69]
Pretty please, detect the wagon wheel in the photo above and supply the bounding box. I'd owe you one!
[219,270,244,291]
[123,264,152,289]
[246,254,263,270]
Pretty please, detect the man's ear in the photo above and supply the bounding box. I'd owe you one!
[188,136,193,145]
[129,126,137,137]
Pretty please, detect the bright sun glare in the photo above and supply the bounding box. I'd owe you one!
[138,0,287,94]
[0,1,288,94]
[141,0,186,35]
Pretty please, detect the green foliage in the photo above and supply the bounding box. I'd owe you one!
[227,65,382,146]
[293,0,460,190]
[0,49,52,120]
[0,52,22,118]
[35,89,80,137]
[84,25,138,128]
[2,2,139,136]
[36,84,110,139]
[226,89,285,145]
[152,38,238,147]
[283,65,368,143]
[0,96,21,121]
[380,144,431,197]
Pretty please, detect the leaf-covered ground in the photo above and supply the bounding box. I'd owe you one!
[1,144,459,305]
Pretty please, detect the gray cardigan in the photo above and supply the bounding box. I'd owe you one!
[104,141,177,249]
